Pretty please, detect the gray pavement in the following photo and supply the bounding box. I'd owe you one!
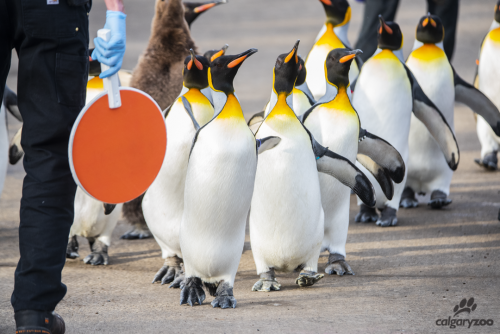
[1,0,500,333]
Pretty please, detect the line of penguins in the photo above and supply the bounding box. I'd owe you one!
[2,0,500,309]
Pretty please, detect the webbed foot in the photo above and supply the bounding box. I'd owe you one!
[120,225,152,240]
[66,235,79,259]
[295,270,324,287]
[376,206,398,227]
[252,268,280,292]
[400,187,419,208]
[325,253,354,276]
[83,238,109,265]
[428,190,452,209]
[180,277,205,306]
[355,204,379,223]
[152,256,183,286]
[211,282,236,309]
[474,152,498,171]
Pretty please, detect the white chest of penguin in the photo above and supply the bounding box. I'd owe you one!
[251,98,324,272]
[0,104,8,196]
[353,50,412,155]
[479,28,500,108]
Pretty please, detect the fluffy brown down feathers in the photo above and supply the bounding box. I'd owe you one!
[129,0,197,110]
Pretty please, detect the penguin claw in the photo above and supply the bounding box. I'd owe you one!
[120,226,152,240]
[400,197,419,208]
[354,204,379,223]
[251,278,281,292]
[169,274,185,289]
[180,277,205,306]
[428,190,452,209]
[474,152,498,171]
[325,260,354,276]
[211,295,237,309]
[376,207,398,227]
[152,256,183,285]
[66,236,79,259]
[83,240,109,265]
[295,271,324,287]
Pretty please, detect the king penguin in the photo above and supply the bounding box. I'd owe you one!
[250,41,377,292]
[474,2,500,170]
[142,50,214,287]
[352,16,459,227]
[179,48,279,308]
[305,0,361,100]
[301,48,405,275]
[402,14,500,209]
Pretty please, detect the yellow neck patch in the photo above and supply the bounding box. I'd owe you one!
[265,93,302,133]
[316,23,345,49]
[488,27,500,43]
[217,93,244,120]
[410,44,447,62]
[372,49,400,62]
[183,88,211,105]
[324,87,357,117]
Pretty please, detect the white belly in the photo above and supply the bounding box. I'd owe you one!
[70,187,123,245]
[250,122,324,273]
[406,55,455,193]
[142,100,198,259]
[180,120,256,284]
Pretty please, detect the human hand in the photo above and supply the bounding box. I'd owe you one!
[91,11,126,79]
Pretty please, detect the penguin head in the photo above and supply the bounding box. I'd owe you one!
[325,48,362,88]
[495,1,500,23]
[416,13,444,44]
[183,49,210,89]
[183,0,226,27]
[295,55,307,86]
[377,15,403,50]
[209,48,258,94]
[319,0,351,26]
[203,44,229,64]
[273,40,300,95]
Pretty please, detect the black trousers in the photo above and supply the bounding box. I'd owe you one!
[354,0,459,61]
[0,0,90,312]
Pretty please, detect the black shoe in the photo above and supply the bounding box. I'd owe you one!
[15,310,65,334]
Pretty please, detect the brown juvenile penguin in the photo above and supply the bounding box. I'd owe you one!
[122,0,226,239]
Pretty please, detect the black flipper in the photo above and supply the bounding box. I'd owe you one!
[453,67,500,136]
[3,86,22,122]
[403,64,459,171]
[181,96,200,130]
[357,128,405,183]
[163,103,173,119]
[311,136,376,207]
[356,153,394,200]
[256,136,281,154]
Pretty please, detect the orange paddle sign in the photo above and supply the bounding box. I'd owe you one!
[69,29,166,204]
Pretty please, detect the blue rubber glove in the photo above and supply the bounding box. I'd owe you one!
[92,11,126,79]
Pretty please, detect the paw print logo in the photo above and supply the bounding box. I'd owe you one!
[453,298,477,317]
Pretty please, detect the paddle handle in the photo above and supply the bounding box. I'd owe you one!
[98,29,122,109]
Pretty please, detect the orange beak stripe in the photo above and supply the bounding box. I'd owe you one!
[423,18,429,27]
[227,55,247,68]
[319,0,332,5]
[383,22,393,34]
[295,54,298,63]
[476,59,480,65]
[187,59,193,70]
[339,54,356,63]
[211,49,224,62]
[194,3,216,13]
[285,49,296,63]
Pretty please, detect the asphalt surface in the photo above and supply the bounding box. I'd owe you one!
[1,0,500,333]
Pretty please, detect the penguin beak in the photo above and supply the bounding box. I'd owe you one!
[378,15,393,34]
[319,0,332,5]
[193,0,226,14]
[187,49,204,70]
[227,48,258,68]
[422,13,437,28]
[211,44,229,62]
[339,49,362,63]
[284,40,300,64]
